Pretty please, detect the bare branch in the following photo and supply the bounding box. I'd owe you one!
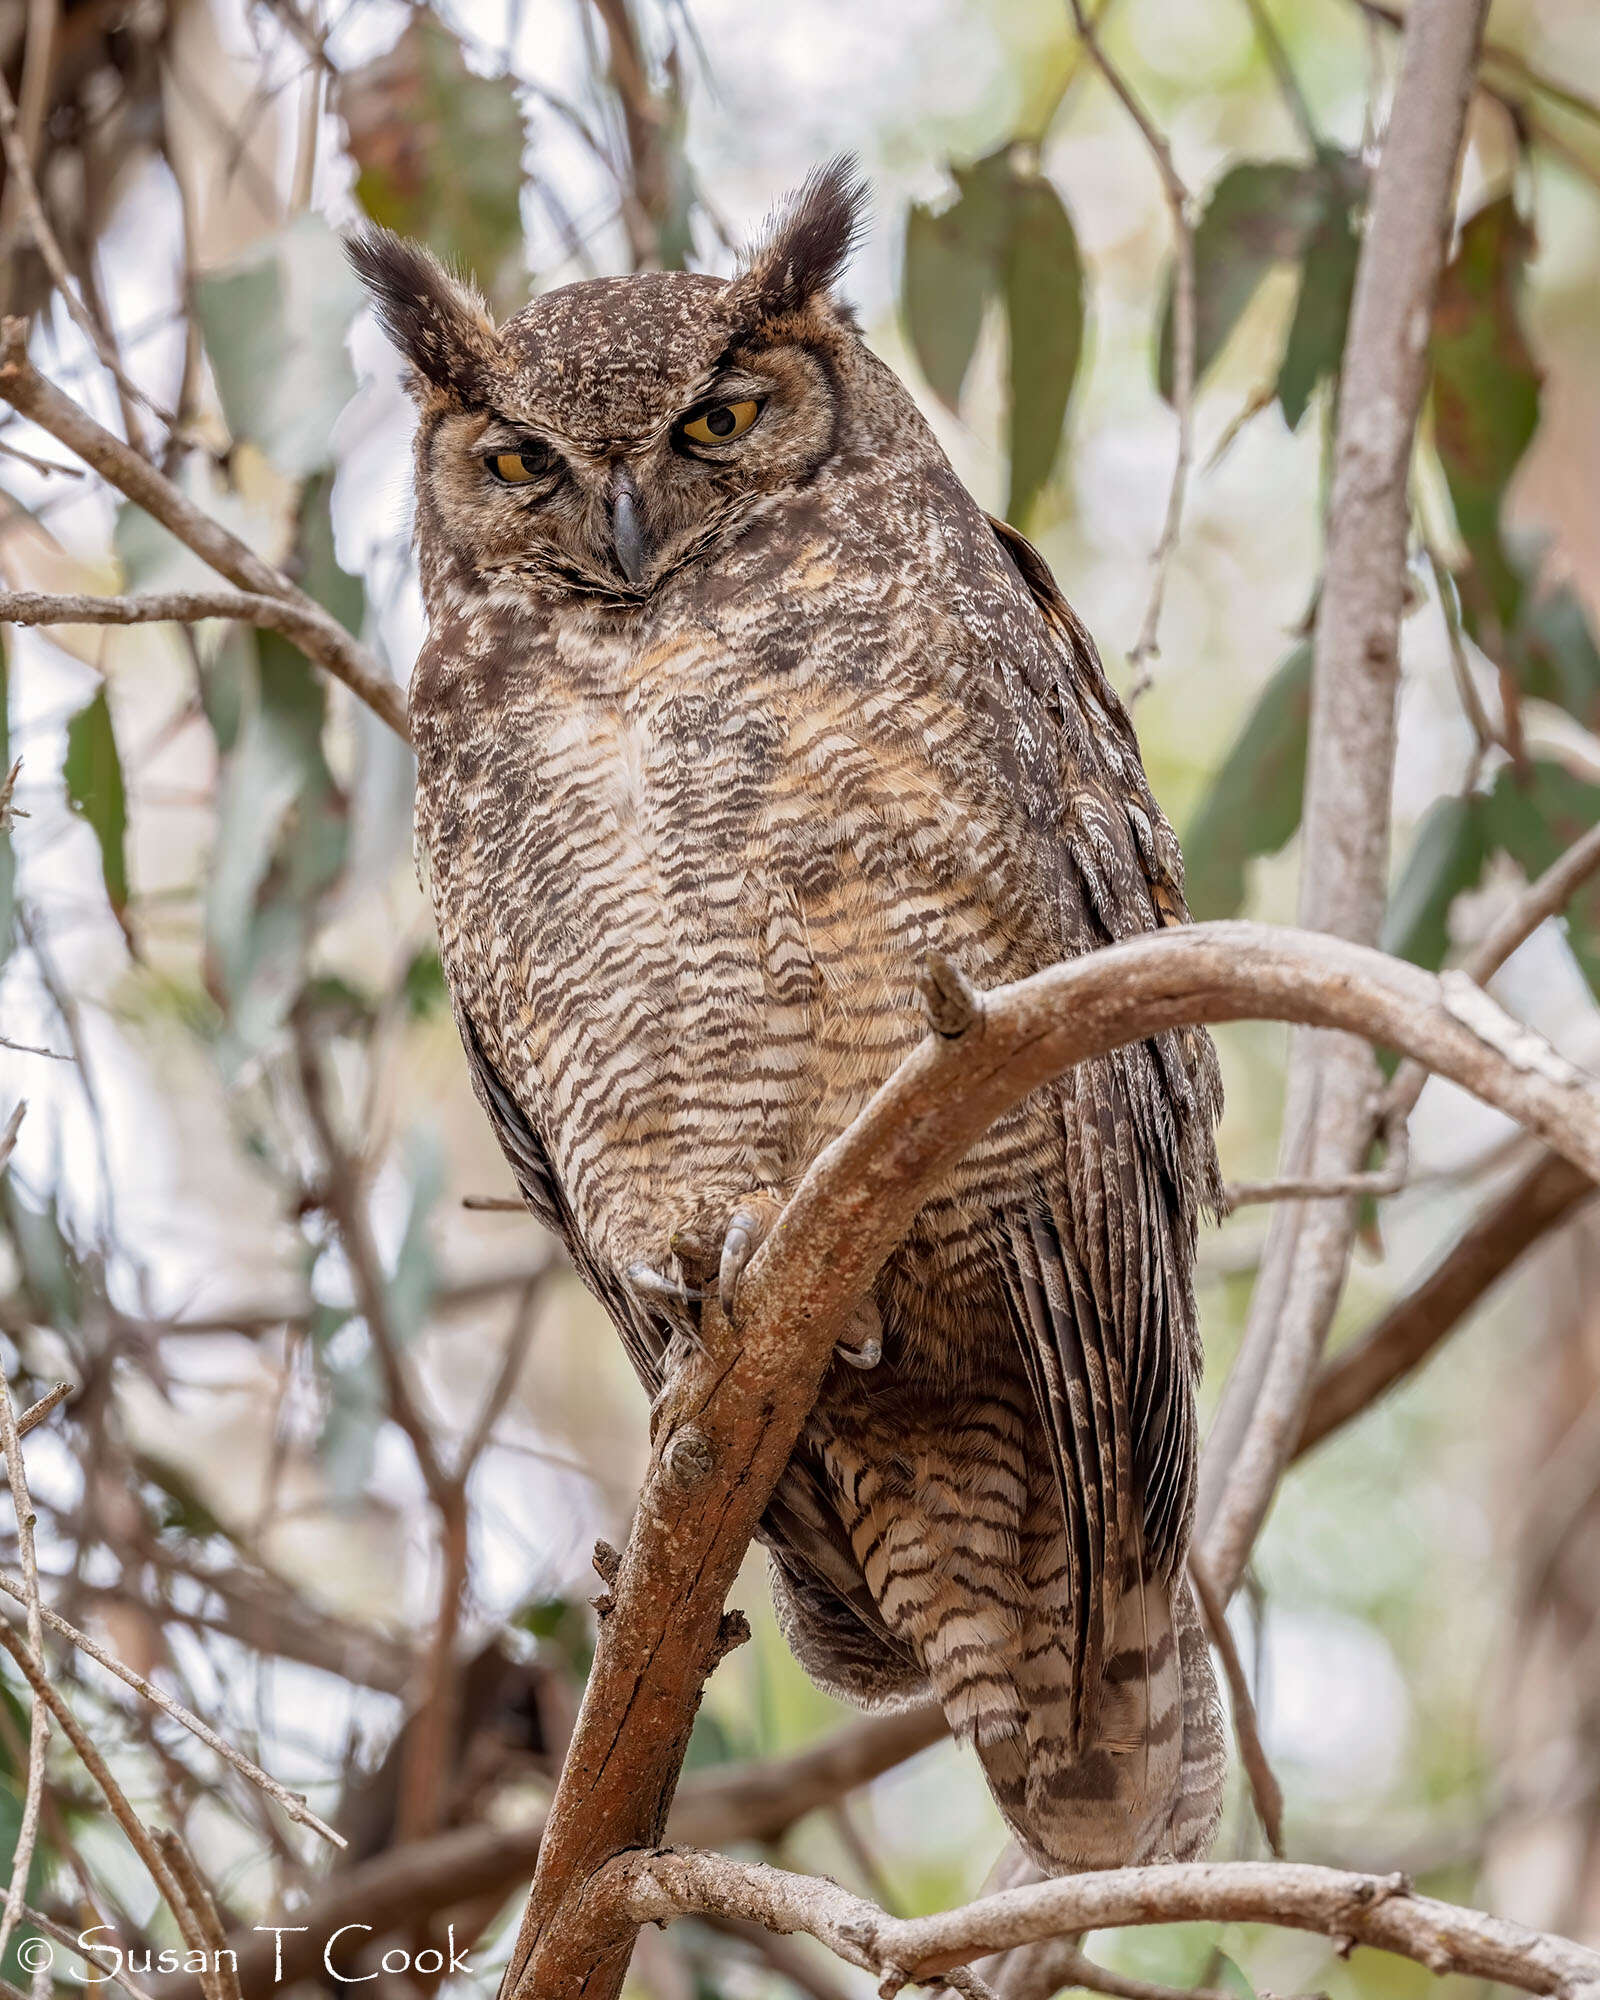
[1297,1147,1596,1457]
[500,918,1600,1998]
[0,1570,345,1846]
[0,331,409,740]
[1189,1558,1283,1856]
[1197,0,1489,1599]
[0,1370,46,1972]
[614,1848,1600,2000]
[1065,0,1193,689]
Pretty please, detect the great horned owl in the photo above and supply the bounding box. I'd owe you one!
[351,160,1226,1872]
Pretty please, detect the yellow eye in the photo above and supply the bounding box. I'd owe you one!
[487,451,541,484]
[680,399,761,447]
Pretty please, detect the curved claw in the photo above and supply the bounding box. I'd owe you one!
[627,1261,702,1308]
[719,1209,765,1321]
[835,1333,882,1370]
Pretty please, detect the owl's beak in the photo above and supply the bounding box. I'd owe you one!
[607,465,651,588]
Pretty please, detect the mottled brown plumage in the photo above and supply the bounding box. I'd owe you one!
[351,160,1226,1871]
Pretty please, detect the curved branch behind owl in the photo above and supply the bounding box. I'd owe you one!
[350,160,1227,1872]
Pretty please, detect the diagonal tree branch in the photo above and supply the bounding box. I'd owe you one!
[0,327,410,741]
[498,918,1600,2000]
[1196,0,1489,1599]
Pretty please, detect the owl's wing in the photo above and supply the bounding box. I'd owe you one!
[984,514,1224,1750]
[455,1006,673,1392]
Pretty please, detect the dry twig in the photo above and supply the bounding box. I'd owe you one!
[1065,0,1193,691]
[614,1848,1600,1999]
[0,332,409,739]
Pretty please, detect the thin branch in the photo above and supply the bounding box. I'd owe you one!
[0,1569,345,1846]
[1189,1558,1284,1856]
[292,1014,449,1502]
[500,918,1600,2000]
[0,1621,212,1964]
[1383,814,1600,1127]
[1238,0,1319,149]
[0,1103,22,1175]
[1196,0,1489,1601]
[1225,1101,1409,1207]
[0,331,409,740]
[1296,1146,1595,1457]
[0,1370,47,1973]
[14,1382,69,1438]
[0,72,174,438]
[1065,0,1193,690]
[613,1848,1600,2000]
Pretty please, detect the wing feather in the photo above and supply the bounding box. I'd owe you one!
[983,514,1222,1745]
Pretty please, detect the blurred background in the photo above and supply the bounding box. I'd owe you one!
[0,0,1598,1994]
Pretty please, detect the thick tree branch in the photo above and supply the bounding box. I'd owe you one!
[613,1848,1600,2000]
[0,328,410,741]
[500,919,1600,2000]
[1196,0,1488,1597]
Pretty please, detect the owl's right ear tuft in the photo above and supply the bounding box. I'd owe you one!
[346,226,499,404]
[730,156,867,324]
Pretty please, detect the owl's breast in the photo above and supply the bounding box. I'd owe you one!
[422,604,1050,1276]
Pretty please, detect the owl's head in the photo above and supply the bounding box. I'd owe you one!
[349,159,870,604]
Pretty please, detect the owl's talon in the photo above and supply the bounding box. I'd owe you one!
[627,1261,702,1307]
[835,1333,882,1369]
[718,1208,764,1320]
[834,1298,884,1370]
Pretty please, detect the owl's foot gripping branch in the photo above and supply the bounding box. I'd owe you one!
[499,920,1600,2000]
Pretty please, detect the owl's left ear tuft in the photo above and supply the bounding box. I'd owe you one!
[346,225,500,404]
[731,156,867,323]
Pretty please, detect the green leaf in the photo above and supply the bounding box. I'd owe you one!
[903,149,1086,529]
[1213,1955,1257,2000]
[1003,170,1084,529]
[1159,161,1324,399]
[343,14,530,310]
[64,685,130,928]
[1381,794,1491,971]
[1484,759,1600,995]
[1430,196,1541,638]
[194,215,366,479]
[1276,166,1361,428]
[401,946,447,1020]
[1181,643,1311,919]
[204,483,357,1060]
[902,151,1014,413]
[1510,571,1600,729]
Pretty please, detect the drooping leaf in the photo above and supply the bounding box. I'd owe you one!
[1381,793,1491,972]
[342,14,530,310]
[195,215,366,480]
[1430,196,1541,639]
[1181,642,1311,920]
[1159,161,1324,399]
[204,481,357,1061]
[1276,167,1361,429]
[902,151,1014,413]
[1382,759,1600,999]
[1003,170,1084,528]
[63,685,130,932]
[1510,571,1600,730]
[903,149,1086,530]
[1484,759,1600,995]
[1159,152,1363,425]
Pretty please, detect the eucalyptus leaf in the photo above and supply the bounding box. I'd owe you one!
[1003,171,1084,528]
[1182,642,1311,919]
[195,215,366,479]
[64,684,130,931]
[343,14,530,309]
[1381,793,1490,972]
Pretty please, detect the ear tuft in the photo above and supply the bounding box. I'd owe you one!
[733,156,867,321]
[346,225,499,403]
